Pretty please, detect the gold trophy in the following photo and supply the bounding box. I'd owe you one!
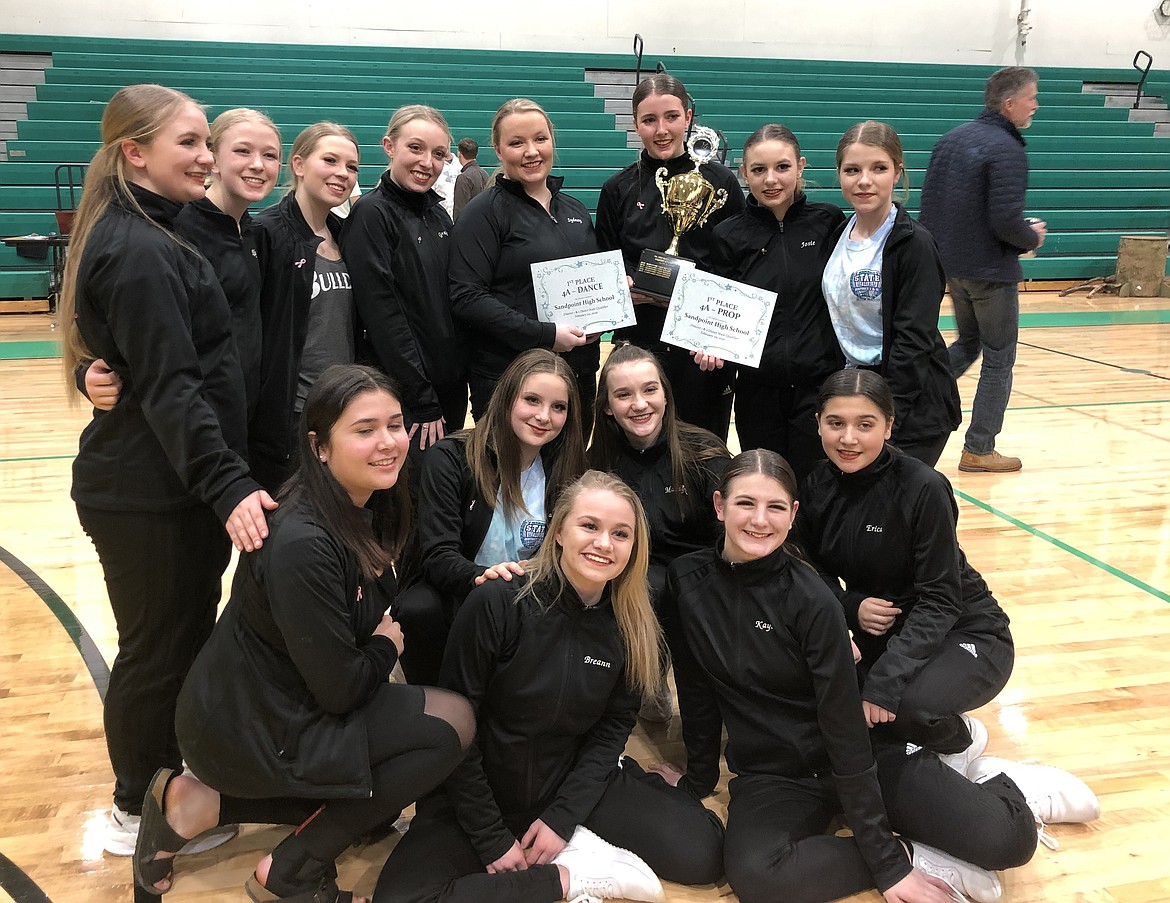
[633,126,729,301]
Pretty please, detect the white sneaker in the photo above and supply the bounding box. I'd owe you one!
[911,841,1001,903]
[967,755,1100,849]
[104,805,238,857]
[939,715,989,775]
[553,825,665,902]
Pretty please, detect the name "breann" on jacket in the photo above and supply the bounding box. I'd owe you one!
[583,655,612,668]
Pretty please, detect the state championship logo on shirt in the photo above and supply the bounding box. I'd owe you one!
[849,269,882,301]
[519,519,546,556]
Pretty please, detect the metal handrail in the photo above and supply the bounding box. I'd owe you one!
[633,34,644,86]
[1133,50,1153,110]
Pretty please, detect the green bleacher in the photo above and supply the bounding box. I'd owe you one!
[2,33,1168,298]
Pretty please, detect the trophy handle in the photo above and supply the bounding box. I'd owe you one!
[655,167,670,211]
[693,188,729,230]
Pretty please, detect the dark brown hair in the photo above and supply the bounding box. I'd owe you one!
[283,364,412,577]
[631,73,691,116]
[816,369,895,422]
[589,343,729,515]
[742,123,806,201]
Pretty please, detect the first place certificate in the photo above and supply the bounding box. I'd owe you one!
[660,269,777,368]
[531,250,636,333]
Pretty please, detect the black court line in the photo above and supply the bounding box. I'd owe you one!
[0,545,110,700]
[0,546,111,903]
[1019,341,1170,381]
[0,852,52,903]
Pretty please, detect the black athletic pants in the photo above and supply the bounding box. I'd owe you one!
[723,745,1036,903]
[373,757,725,903]
[892,433,951,469]
[394,579,458,687]
[863,625,1014,755]
[208,685,472,868]
[733,378,825,487]
[77,503,231,815]
[658,344,734,442]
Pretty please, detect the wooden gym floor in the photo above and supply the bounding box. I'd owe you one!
[1,290,1168,902]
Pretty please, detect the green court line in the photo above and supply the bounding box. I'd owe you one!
[953,489,1170,604]
[0,340,59,360]
[0,454,75,464]
[966,398,1170,414]
[0,309,1166,362]
[941,309,1170,331]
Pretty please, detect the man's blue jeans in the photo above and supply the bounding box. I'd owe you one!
[946,277,1018,455]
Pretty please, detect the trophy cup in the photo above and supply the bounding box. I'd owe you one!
[632,126,729,301]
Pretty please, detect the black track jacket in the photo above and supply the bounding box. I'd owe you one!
[437,576,639,865]
[71,182,257,522]
[797,447,1010,714]
[342,171,465,423]
[663,542,911,892]
[710,194,845,386]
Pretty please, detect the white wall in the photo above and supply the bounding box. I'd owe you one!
[6,0,1170,71]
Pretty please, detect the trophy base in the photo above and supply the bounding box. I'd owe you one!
[632,249,695,302]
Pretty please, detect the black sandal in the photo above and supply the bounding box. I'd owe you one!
[244,873,355,902]
[132,767,187,895]
[244,831,354,902]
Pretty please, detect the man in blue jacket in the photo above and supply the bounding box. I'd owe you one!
[920,67,1046,473]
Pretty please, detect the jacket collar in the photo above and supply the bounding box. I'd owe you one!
[977,108,1027,146]
[745,192,807,226]
[713,537,793,586]
[276,191,339,247]
[378,168,444,215]
[118,181,184,228]
[827,443,896,487]
[528,575,615,614]
[639,149,697,178]
[618,430,668,463]
[496,173,565,203]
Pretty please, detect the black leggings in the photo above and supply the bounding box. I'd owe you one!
[891,433,951,469]
[659,344,734,442]
[78,503,231,814]
[210,685,474,870]
[733,379,825,487]
[373,757,725,903]
[723,745,1037,903]
[395,580,458,687]
[863,626,1014,755]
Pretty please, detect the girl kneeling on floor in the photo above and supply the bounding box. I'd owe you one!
[134,365,474,902]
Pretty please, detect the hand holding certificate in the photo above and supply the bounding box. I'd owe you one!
[531,250,636,333]
[660,269,777,369]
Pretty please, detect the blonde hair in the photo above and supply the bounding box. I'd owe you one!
[488,98,555,186]
[59,84,203,390]
[385,104,450,144]
[285,121,359,194]
[521,470,663,696]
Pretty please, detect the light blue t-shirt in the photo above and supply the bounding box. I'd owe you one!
[474,457,547,566]
[822,207,897,367]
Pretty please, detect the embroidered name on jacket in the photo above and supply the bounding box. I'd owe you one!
[566,216,584,224]
[865,524,884,533]
[755,620,774,632]
[584,655,612,668]
[801,240,817,249]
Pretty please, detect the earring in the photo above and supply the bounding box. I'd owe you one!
[319,455,326,463]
